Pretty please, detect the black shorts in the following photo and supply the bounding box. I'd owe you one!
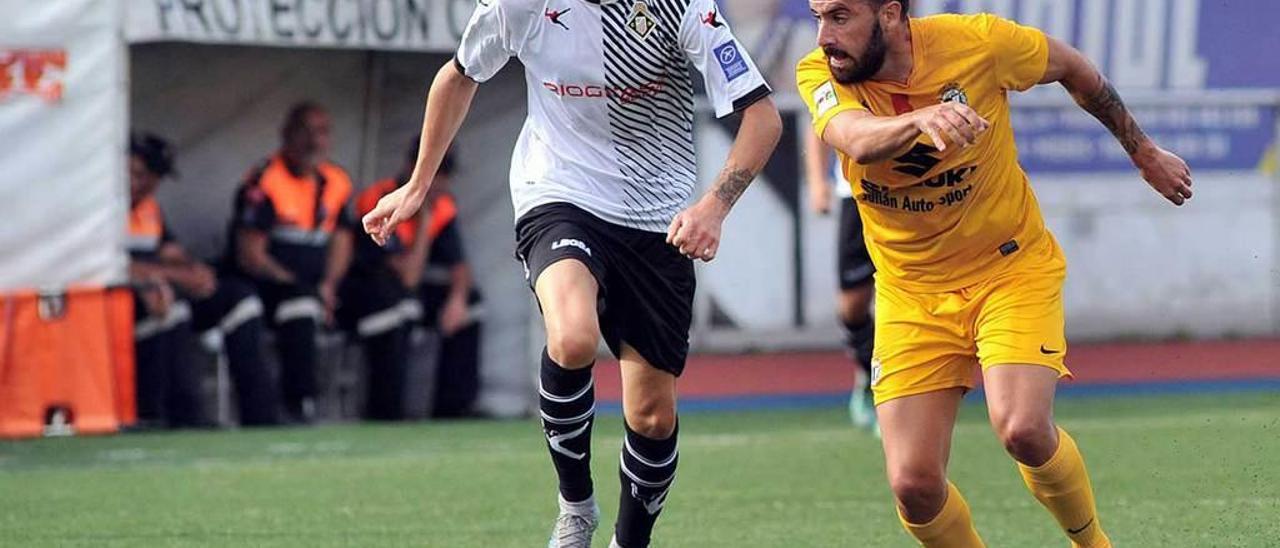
[838,197,876,289]
[515,202,695,376]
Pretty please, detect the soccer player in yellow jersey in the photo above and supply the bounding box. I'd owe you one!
[797,1,1193,546]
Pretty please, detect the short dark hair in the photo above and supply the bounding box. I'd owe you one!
[867,0,909,19]
[129,132,176,177]
[281,101,325,136]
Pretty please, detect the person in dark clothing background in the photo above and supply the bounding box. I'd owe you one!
[226,102,369,423]
[127,132,280,427]
[354,142,484,418]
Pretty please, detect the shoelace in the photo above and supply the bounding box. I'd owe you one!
[555,513,595,543]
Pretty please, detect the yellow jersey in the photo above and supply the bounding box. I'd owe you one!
[797,13,1065,292]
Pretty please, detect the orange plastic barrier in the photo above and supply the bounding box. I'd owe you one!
[0,287,135,439]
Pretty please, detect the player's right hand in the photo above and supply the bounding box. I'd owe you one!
[1133,144,1193,206]
[362,184,427,246]
[667,199,726,262]
[809,179,833,215]
[911,102,990,151]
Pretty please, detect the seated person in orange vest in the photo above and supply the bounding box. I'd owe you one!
[355,143,485,419]
[227,102,406,423]
[127,132,280,427]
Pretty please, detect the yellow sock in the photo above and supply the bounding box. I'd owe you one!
[1018,427,1112,548]
[898,481,985,548]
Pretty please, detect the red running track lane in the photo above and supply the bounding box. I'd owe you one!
[592,339,1280,401]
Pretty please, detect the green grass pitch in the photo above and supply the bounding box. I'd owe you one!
[2,392,1277,547]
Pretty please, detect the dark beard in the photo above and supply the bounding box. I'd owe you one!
[826,19,887,85]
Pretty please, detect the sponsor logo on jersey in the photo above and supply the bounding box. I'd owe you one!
[626,1,658,41]
[858,161,980,212]
[940,82,969,105]
[542,81,664,104]
[892,143,942,177]
[545,7,571,30]
[702,8,724,28]
[551,238,592,256]
[813,81,838,117]
[713,40,749,82]
[921,165,977,187]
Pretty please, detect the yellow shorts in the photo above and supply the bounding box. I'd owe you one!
[871,270,1071,405]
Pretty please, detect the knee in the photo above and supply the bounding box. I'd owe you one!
[546,330,598,369]
[994,415,1057,463]
[888,467,947,518]
[625,403,676,439]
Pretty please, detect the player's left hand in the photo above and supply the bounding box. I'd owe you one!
[1133,144,1193,206]
[667,199,726,262]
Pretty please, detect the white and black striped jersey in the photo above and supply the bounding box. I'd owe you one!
[456,0,771,232]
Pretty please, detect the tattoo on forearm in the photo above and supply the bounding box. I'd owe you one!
[1075,78,1147,155]
[712,168,755,208]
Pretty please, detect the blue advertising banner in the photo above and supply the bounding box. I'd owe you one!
[736,0,1280,172]
[912,0,1280,172]
[1013,97,1277,172]
[913,0,1280,91]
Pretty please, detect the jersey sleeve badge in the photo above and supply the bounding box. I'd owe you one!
[813,81,839,117]
[713,40,749,82]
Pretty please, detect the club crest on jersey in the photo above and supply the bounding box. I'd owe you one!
[626,1,658,41]
[940,82,968,105]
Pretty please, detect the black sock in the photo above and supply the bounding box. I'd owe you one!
[843,318,875,387]
[615,420,678,547]
[539,348,595,503]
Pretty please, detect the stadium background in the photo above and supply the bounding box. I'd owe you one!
[0,1,1274,542]
[112,0,1280,414]
[1,0,1277,419]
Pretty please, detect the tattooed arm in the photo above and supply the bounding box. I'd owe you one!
[667,97,782,261]
[1040,36,1194,205]
[711,167,756,210]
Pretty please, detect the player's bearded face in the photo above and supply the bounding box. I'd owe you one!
[825,17,887,84]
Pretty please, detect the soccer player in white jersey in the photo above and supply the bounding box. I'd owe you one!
[361,0,781,546]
